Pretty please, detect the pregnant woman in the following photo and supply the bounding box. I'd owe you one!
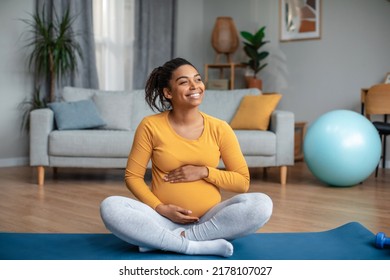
[100,57,273,257]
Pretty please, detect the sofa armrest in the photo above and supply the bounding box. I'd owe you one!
[30,108,54,166]
[269,110,295,166]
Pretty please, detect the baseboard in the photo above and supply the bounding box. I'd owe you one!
[0,157,29,167]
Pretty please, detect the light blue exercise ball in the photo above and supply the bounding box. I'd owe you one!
[303,110,381,187]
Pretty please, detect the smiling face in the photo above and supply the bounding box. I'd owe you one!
[163,64,205,110]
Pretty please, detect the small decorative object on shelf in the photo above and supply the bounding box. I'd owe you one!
[211,17,239,63]
[207,79,229,90]
[204,63,246,90]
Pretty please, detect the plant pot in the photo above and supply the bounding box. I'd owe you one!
[245,76,262,90]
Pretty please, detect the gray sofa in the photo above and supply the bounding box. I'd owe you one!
[30,87,294,186]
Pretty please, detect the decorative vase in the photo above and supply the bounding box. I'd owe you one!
[211,17,239,63]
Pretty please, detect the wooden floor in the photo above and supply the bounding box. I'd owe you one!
[0,162,389,235]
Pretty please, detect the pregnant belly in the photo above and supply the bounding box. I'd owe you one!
[153,180,221,218]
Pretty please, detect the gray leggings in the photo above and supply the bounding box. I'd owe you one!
[100,193,272,254]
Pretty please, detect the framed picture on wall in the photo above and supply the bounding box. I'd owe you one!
[384,72,390,84]
[279,0,321,42]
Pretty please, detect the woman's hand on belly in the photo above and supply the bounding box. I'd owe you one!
[163,165,209,183]
[155,203,199,224]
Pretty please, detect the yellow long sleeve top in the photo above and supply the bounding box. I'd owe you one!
[125,111,250,217]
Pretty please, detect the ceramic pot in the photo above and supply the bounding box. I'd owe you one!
[246,76,263,90]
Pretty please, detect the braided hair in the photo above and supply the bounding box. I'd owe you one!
[145,57,196,112]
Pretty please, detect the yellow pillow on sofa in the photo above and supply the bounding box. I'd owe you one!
[230,94,282,130]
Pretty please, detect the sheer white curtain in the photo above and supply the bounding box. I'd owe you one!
[93,0,135,90]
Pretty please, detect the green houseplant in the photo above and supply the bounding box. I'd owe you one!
[22,5,82,102]
[18,87,47,131]
[19,5,82,130]
[240,26,269,90]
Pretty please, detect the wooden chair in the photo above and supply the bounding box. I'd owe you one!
[364,84,390,176]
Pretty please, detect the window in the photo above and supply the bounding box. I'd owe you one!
[93,0,135,90]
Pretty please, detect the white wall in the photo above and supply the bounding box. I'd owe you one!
[176,0,390,122]
[175,0,204,71]
[1,0,390,166]
[0,0,33,166]
[280,0,390,123]
[175,0,390,167]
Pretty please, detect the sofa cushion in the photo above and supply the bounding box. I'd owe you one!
[62,87,133,131]
[199,88,261,122]
[235,130,276,156]
[49,130,133,157]
[62,87,125,101]
[47,100,106,130]
[230,94,282,130]
[92,93,133,130]
[129,90,156,130]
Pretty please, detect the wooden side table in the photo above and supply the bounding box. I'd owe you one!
[204,63,246,89]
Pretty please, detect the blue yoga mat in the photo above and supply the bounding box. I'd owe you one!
[0,222,389,260]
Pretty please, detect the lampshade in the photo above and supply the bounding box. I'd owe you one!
[211,17,239,63]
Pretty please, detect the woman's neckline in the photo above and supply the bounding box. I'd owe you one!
[164,110,206,141]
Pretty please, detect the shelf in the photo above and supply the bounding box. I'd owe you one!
[204,63,246,89]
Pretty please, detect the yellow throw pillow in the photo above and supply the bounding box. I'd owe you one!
[230,94,282,130]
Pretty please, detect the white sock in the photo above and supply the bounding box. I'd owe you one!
[185,239,233,258]
[139,229,233,257]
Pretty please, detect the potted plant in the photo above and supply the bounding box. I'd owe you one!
[240,26,269,90]
[18,87,47,131]
[19,5,82,130]
[22,5,82,102]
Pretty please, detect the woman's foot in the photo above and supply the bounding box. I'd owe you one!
[185,239,233,257]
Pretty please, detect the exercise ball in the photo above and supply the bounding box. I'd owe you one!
[303,110,381,187]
